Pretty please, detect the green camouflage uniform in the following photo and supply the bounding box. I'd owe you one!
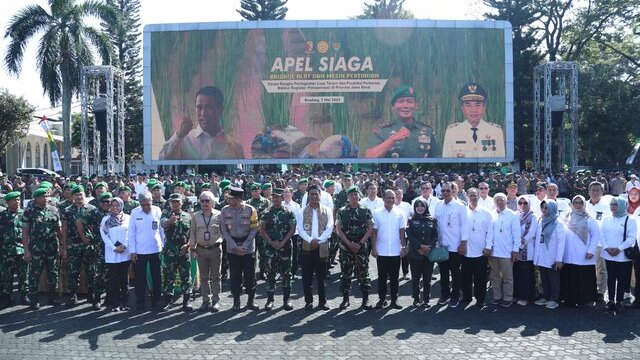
[336,204,373,294]
[23,203,61,295]
[0,209,28,295]
[122,199,140,215]
[248,196,271,276]
[78,206,109,296]
[260,206,296,292]
[161,208,192,296]
[332,191,349,262]
[152,197,166,209]
[63,203,96,294]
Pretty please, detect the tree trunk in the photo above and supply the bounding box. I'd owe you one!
[61,62,73,175]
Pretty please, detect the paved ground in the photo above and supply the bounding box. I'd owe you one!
[1,262,639,360]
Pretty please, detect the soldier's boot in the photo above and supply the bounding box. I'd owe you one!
[340,292,350,310]
[67,293,78,306]
[283,289,293,311]
[0,293,9,309]
[264,292,274,311]
[29,294,40,310]
[232,296,241,312]
[19,292,30,306]
[246,292,259,311]
[161,294,173,311]
[182,293,193,312]
[92,293,102,311]
[361,291,373,310]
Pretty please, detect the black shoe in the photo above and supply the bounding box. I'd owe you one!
[30,301,40,310]
[67,293,78,306]
[283,290,293,311]
[199,301,211,312]
[390,301,403,310]
[246,295,259,311]
[304,303,313,311]
[264,293,274,311]
[182,293,193,312]
[423,302,432,309]
[339,293,350,310]
[361,291,372,310]
[232,298,241,312]
[449,299,460,308]
[162,295,173,311]
[614,302,623,313]
[596,293,605,303]
[605,301,615,312]
[20,292,30,306]
[119,305,130,311]
[317,302,330,311]
[211,301,220,313]
[374,300,387,310]
[413,298,422,307]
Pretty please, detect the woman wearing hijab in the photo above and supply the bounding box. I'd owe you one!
[627,187,640,308]
[100,197,131,311]
[628,187,640,216]
[513,195,539,306]
[533,200,566,309]
[406,199,439,308]
[560,195,599,307]
[601,197,637,312]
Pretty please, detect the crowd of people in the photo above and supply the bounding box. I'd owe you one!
[0,167,639,315]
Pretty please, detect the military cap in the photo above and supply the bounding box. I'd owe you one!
[150,183,162,190]
[174,181,186,188]
[250,183,261,191]
[63,183,75,190]
[39,181,53,189]
[119,186,132,192]
[95,182,108,189]
[272,188,284,197]
[146,179,158,188]
[390,85,416,105]
[3,191,21,201]
[458,82,487,102]
[200,183,211,189]
[229,186,244,198]
[169,193,183,202]
[222,185,231,193]
[307,184,321,193]
[323,180,335,188]
[261,182,272,190]
[99,192,113,201]
[219,179,231,190]
[346,185,360,195]
[342,173,352,179]
[71,185,85,194]
[298,178,308,185]
[507,181,517,188]
[188,173,194,177]
[364,181,377,189]
[33,188,48,198]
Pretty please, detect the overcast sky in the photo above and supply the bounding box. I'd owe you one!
[0,0,487,115]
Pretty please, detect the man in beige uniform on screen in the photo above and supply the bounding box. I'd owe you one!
[443,82,505,158]
[159,86,244,160]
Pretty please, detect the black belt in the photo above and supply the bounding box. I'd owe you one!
[232,236,246,245]
[198,243,221,250]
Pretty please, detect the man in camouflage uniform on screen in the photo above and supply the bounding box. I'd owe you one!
[161,194,193,311]
[0,192,29,307]
[259,188,296,311]
[335,185,374,310]
[22,188,64,309]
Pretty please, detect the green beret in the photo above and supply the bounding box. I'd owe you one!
[33,188,48,198]
[82,175,89,180]
[119,186,131,192]
[39,181,53,189]
[222,185,231,193]
[219,179,231,189]
[63,182,76,190]
[323,180,335,188]
[95,182,108,189]
[146,179,158,187]
[200,183,211,189]
[261,183,272,190]
[272,188,284,197]
[174,181,186,188]
[342,173,352,179]
[151,183,163,190]
[250,183,261,191]
[298,178,308,185]
[346,185,360,195]
[3,191,21,201]
[71,185,85,194]
[458,82,487,102]
[99,192,113,201]
[390,85,416,105]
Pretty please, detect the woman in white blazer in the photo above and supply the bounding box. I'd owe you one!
[533,200,566,310]
[100,198,131,311]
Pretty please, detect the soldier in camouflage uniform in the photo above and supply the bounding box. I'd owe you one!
[22,188,64,309]
[77,192,112,310]
[57,183,74,215]
[335,185,374,310]
[119,186,139,215]
[247,183,271,280]
[167,181,194,213]
[160,194,193,311]
[88,182,108,207]
[259,188,296,311]
[150,182,166,208]
[0,192,29,308]
[61,185,96,306]
[292,178,308,205]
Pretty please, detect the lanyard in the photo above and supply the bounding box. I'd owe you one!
[202,212,213,229]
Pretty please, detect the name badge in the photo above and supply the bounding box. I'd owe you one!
[204,231,210,241]
[152,221,158,230]
[596,212,602,220]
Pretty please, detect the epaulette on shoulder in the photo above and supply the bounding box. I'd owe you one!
[488,122,502,128]
[447,122,462,129]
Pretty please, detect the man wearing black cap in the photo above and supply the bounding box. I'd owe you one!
[365,85,441,158]
[221,186,260,311]
[442,82,505,158]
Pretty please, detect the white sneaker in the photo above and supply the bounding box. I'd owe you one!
[516,300,528,306]
[624,292,632,300]
[545,301,559,309]
[534,298,548,306]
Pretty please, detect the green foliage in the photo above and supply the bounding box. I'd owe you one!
[355,0,414,19]
[237,0,288,20]
[0,89,35,156]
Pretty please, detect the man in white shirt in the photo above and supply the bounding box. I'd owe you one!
[586,181,612,302]
[371,189,407,310]
[133,173,148,197]
[301,178,334,210]
[461,188,493,306]
[488,193,521,307]
[129,192,165,311]
[529,182,548,217]
[282,187,302,278]
[434,182,469,308]
[410,181,441,215]
[296,185,334,310]
[546,183,570,219]
[359,181,384,211]
[477,182,495,211]
[394,188,412,279]
[626,174,640,193]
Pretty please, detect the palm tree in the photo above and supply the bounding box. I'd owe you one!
[4,0,115,175]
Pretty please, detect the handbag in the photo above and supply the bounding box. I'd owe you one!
[621,216,640,259]
[428,246,449,263]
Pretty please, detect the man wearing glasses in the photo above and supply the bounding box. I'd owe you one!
[477,182,495,211]
[410,181,441,216]
[585,181,612,302]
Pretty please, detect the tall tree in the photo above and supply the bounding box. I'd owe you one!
[4,0,115,175]
[484,0,544,167]
[101,0,143,159]
[0,89,35,157]
[355,0,414,19]
[237,0,288,20]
